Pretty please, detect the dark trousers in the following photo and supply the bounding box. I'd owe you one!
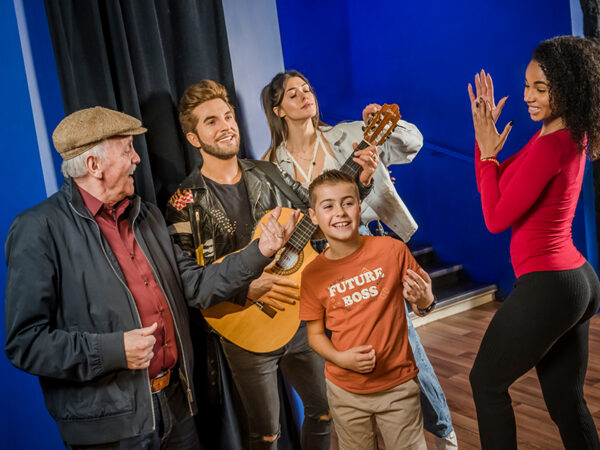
[67,377,201,450]
[221,325,331,450]
[470,262,600,450]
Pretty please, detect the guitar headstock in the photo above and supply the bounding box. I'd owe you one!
[364,104,401,146]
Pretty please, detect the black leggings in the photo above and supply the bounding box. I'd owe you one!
[470,262,600,450]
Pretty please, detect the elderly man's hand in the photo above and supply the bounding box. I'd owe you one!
[257,207,300,258]
[123,322,157,370]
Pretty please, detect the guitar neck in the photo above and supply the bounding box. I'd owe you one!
[284,139,372,252]
[339,140,371,178]
[286,214,318,252]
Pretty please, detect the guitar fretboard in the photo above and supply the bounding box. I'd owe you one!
[284,139,371,253]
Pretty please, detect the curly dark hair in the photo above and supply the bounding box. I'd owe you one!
[532,36,600,160]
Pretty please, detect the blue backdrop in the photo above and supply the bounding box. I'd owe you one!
[276,0,585,296]
[0,1,64,448]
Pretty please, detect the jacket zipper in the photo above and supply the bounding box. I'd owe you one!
[69,202,157,432]
[132,221,195,416]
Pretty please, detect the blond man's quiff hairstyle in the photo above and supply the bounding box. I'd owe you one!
[178,80,234,135]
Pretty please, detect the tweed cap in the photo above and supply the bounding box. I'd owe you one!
[52,106,147,160]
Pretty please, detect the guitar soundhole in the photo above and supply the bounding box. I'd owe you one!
[272,247,303,276]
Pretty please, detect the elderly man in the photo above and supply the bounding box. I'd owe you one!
[4,106,296,449]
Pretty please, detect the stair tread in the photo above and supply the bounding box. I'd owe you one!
[425,261,463,277]
[409,281,497,320]
[407,243,434,257]
[434,280,497,304]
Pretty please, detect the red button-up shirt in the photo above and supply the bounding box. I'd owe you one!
[78,185,178,378]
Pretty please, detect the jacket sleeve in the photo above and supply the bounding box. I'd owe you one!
[166,189,195,256]
[378,119,423,166]
[278,167,310,210]
[4,213,127,382]
[176,239,272,309]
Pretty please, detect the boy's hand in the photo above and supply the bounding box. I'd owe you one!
[336,345,376,373]
[403,268,435,312]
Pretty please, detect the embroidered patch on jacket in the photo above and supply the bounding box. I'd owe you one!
[169,189,194,211]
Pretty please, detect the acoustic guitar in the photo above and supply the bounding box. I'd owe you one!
[202,104,402,353]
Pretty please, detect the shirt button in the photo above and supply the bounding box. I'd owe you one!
[130,253,134,260]
[144,280,149,286]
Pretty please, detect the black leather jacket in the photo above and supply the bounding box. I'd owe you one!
[166,159,310,267]
[4,178,272,445]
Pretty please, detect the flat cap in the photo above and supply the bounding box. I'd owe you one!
[52,106,147,160]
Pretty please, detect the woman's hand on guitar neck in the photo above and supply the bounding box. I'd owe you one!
[352,142,379,186]
[362,103,381,125]
[258,206,301,258]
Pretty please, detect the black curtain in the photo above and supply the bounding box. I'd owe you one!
[580,0,600,264]
[44,0,243,209]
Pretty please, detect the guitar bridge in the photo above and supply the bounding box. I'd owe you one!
[249,299,277,318]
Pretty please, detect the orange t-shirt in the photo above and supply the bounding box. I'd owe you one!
[300,235,419,394]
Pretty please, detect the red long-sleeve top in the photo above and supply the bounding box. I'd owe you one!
[475,129,586,278]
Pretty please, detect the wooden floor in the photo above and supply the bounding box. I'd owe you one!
[418,301,600,449]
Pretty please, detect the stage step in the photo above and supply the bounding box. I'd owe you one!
[408,243,497,326]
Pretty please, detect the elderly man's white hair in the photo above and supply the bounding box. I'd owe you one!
[61,140,109,179]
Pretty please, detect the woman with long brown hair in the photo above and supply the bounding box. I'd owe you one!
[262,71,458,449]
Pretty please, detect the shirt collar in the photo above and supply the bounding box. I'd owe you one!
[76,184,131,219]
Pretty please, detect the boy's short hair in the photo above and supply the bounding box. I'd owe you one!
[178,80,234,135]
[308,169,360,208]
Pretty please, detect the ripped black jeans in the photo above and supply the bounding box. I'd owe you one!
[221,325,331,450]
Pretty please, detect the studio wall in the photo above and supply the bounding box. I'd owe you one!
[0,1,63,448]
[276,0,586,295]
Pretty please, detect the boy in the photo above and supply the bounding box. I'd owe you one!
[301,170,435,450]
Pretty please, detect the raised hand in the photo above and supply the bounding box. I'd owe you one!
[336,344,376,373]
[403,268,435,313]
[362,103,382,124]
[123,322,157,370]
[257,206,300,258]
[352,142,379,186]
[472,98,513,159]
[247,270,300,311]
[468,69,508,123]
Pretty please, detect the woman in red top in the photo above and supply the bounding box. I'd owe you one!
[468,36,600,450]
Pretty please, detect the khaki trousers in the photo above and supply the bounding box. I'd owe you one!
[326,378,426,450]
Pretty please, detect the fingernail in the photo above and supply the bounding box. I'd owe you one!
[509,120,514,126]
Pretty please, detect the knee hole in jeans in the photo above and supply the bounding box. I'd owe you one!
[319,411,332,422]
[260,431,280,443]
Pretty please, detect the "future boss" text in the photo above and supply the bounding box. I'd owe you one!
[327,268,384,307]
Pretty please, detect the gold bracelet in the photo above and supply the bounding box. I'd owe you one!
[480,157,500,166]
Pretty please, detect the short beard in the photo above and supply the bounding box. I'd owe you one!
[197,135,239,160]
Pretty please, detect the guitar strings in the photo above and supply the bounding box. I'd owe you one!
[280,114,398,254]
